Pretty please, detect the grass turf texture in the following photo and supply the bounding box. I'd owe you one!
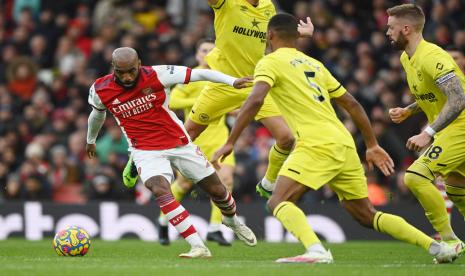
[0,239,464,275]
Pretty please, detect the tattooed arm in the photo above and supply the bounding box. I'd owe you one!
[406,73,465,152]
[389,101,422,124]
[430,73,465,132]
[406,102,423,115]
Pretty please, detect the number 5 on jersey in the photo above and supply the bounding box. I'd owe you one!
[304,71,325,102]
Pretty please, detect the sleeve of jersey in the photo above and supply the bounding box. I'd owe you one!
[254,58,276,87]
[422,51,456,85]
[153,65,192,88]
[324,67,346,98]
[210,0,228,10]
[88,84,106,111]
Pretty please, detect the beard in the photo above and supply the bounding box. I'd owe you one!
[114,73,140,90]
[391,32,408,50]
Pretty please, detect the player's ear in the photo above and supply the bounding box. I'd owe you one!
[267,30,274,41]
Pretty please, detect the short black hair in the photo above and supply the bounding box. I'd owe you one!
[268,13,299,40]
[196,38,215,50]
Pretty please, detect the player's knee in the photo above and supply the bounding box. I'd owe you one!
[267,195,285,213]
[144,176,171,197]
[343,200,376,228]
[275,133,295,151]
[403,170,427,191]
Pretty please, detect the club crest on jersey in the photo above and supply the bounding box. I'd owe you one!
[142,87,153,95]
[416,70,423,81]
[264,9,272,19]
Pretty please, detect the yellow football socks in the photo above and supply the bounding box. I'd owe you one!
[373,212,433,251]
[404,171,455,240]
[210,200,223,225]
[264,144,291,184]
[273,201,320,248]
[445,184,465,219]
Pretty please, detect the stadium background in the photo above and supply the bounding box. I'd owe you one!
[0,0,465,241]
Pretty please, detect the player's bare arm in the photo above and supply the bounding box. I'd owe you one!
[86,107,106,159]
[389,102,422,124]
[430,74,465,132]
[406,74,465,152]
[211,81,270,168]
[334,92,394,176]
[190,69,252,89]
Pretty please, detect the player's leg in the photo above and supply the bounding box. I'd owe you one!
[158,172,193,246]
[255,96,295,197]
[132,149,210,258]
[172,143,257,246]
[267,143,344,263]
[404,130,465,242]
[332,146,458,263]
[206,164,234,246]
[184,120,208,141]
[444,171,465,252]
[341,198,458,263]
[268,176,334,263]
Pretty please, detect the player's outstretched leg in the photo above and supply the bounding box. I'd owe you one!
[404,166,459,242]
[206,201,231,246]
[145,175,211,258]
[257,117,294,199]
[268,176,333,264]
[342,198,460,264]
[197,173,257,246]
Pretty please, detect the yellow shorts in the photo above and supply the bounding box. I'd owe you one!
[279,141,367,201]
[408,124,465,179]
[189,83,281,125]
[193,116,235,167]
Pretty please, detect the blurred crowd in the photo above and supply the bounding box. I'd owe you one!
[0,0,464,205]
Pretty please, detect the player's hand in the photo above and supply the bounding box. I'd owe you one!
[233,76,253,89]
[211,142,234,170]
[86,143,97,159]
[388,107,411,124]
[406,131,432,152]
[366,145,395,176]
[298,17,314,37]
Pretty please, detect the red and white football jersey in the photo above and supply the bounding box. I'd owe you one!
[88,65,193,150]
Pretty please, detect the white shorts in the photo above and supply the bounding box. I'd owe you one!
[131,143,215,184]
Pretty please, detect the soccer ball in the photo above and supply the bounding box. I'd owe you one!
[53,226,91,256]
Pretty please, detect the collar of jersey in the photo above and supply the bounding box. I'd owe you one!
[409,39,427,63]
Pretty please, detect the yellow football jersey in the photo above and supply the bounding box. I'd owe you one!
[254,47,355,148]
[207,0,276,78]
[400,39,465,127]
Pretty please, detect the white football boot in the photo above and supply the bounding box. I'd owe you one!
[222,219,257,246]
[178,246,212,258]
[276,250,334,264]
[433,241,459,264]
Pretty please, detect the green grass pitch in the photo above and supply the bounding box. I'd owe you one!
[0,239,464,275]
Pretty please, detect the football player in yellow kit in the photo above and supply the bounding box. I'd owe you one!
[387,4,465,253]
[185,0,314,198]
[213,13,459,264]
